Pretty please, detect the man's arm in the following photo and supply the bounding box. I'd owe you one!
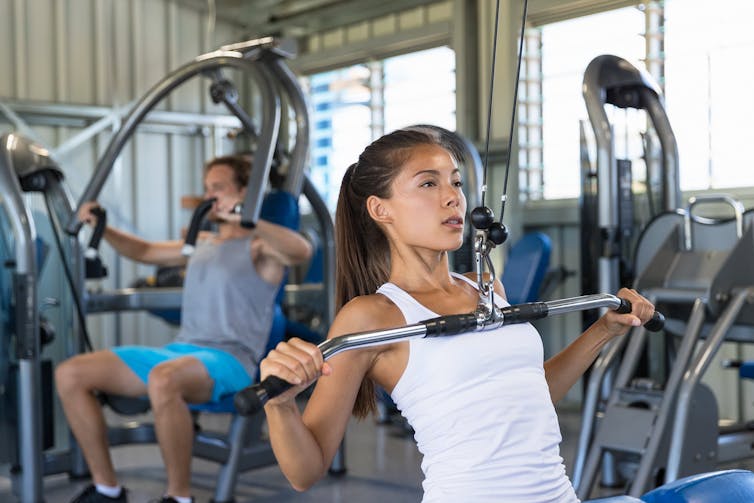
[252,219,313,267]
[101,226,186,267]
[79,201,186,266]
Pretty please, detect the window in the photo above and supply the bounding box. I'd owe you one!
[303,46,456,212]
[523,1,754,200]
[665,0,754,190]
[383,47,456,133]
[524,6,646,200]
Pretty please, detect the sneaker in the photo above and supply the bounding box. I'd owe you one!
[71,484,128,503]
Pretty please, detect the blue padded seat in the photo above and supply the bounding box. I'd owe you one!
[501,232,551,304]
[641,469,754,503]
[583,469,754,502]
[585,497,642,503]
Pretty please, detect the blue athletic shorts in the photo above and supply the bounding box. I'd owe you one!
[111,342,252,403]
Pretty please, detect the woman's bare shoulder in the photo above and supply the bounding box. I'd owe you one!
[329,293,406,339]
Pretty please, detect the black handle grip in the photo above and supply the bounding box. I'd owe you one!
[424,313,479,337]
[182,198,216,256]
[86,207,107,255]
[644,311,665,332]
[616,298,665,332]
[234,375,293,416]
[500,302,549,325]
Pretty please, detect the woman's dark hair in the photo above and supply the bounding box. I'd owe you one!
[335,125,464,418]
[205,155,251,189]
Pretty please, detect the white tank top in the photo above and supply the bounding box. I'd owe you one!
[378,273,578,503]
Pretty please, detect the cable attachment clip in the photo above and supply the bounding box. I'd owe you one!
[470,205,509,322]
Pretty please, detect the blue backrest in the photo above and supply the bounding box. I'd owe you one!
[641,469,754,503]
[260,190,300,305]
[501,232,551,304]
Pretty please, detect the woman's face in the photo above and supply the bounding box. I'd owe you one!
[376,144,466,252]
[203,163,246,217]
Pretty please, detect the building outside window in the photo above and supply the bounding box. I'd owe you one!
[303,46,456,212]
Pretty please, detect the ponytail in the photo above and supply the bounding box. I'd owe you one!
[335,162,390,418]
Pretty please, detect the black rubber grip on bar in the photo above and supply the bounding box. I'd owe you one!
[616,298,665,332]
[644,312,665,332]
[234,375,293,416]
[500,302,549,325]
[88,207,107,252]
[424,313,479,337]
[183,198,216,252]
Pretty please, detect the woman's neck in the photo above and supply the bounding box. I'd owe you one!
[387,246,456,294]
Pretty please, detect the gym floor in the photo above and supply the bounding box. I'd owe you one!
[1,406,750,502]
[0,406,587,502]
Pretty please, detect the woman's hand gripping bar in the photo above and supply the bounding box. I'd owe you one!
[234,294,664,416]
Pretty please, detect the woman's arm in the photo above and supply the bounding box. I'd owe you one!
[544,288,655,403]
[262,297,386,490]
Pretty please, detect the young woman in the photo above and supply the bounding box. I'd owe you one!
[259,126,655,502]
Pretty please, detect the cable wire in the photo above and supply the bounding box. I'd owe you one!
[499,0,529,223]
[480,0,503,209]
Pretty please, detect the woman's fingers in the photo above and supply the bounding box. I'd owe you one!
[260,338,325,387]
[618,287,655,324]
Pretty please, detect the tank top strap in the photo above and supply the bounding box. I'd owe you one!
[375,283,438,325]
[450,271,508,308]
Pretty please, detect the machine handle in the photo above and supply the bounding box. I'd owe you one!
[233,375,292,416]
[84,207,107,260]
[181,198,216,256]
[683,193,745,251]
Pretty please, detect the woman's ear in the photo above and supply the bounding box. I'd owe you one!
[366,195,392,224]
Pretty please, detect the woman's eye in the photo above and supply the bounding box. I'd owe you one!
[420,180,436,187]
[454,180,464,187]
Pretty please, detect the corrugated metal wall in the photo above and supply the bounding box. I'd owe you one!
[0,0,249,349]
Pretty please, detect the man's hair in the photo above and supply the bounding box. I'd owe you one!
[205,155,251,189]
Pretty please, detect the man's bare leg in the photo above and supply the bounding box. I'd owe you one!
[147,357,213,498]
[55,350,147,486]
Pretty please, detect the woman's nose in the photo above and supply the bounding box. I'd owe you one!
[444,188,461,207]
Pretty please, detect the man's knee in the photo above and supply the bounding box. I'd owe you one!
[55,356,86,395]
[147,363,182,404]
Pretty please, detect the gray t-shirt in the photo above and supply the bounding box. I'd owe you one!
[175,237,279,378]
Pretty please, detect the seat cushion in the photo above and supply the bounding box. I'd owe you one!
[641,469,754,503]
[585,497,643,503]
